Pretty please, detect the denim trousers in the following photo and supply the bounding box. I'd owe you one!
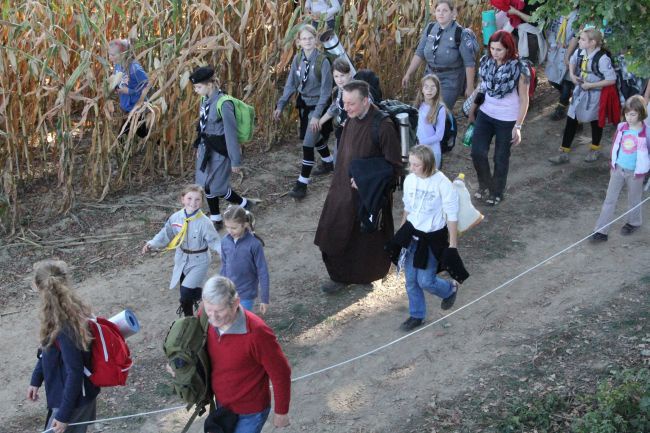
[233,407,271,433]
[404,242,454,319]
[239,298,255,312]
[471,110,516,197]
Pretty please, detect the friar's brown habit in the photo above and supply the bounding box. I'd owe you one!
[314,105,402,284]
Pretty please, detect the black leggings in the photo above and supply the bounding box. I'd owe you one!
[561,117,603,150]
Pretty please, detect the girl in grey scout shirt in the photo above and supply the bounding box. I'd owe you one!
[548,28,617,165]
[142,185,221,317]
[402,0,478,111]
[190,66,252,229]
[274,24,335,199]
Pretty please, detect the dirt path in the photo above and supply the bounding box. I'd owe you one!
[2,82,648,433]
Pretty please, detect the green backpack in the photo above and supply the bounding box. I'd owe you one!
[215,95,256,143]
[163,309,214,431]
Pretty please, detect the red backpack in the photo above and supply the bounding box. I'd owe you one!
[84,317,132,387]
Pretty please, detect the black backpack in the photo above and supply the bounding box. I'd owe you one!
[354,69,383,103]
[436,105,458,153]
[425,21,480,58]
[371,99,419,149]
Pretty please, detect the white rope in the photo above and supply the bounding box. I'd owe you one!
[40,405,187,433]
[36,197,649,431]
[291,196,650,381]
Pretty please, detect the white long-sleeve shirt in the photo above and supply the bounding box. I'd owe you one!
[417,103,446,165]
[306,0,341,21]
[403,171,459,233]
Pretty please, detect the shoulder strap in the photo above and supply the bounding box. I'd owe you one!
[215,94,237,121]
[198,305,210,337]
[314,52,327,82]
[371,109,389,149]
[454,25,463,48]
[425,21,436,37]
[591,50,606,79]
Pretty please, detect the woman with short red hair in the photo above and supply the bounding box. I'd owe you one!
[467,30,530,205]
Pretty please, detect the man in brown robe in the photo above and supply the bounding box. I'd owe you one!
[314,80,402,293]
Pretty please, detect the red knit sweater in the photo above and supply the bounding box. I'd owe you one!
[206,310,291,415]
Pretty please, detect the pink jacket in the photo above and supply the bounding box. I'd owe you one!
[610,122,650,176]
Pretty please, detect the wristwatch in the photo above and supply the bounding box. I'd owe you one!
[514,124,522,130]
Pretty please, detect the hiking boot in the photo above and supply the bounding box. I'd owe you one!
[441,281,459,310]
[212,220,224,231]
[401,317,424,331]
[288,181,308,199]
[548,152,570,165]
[590,232,608,242]
[584,150,602,162]
[320,279,346,294]
[620,223,640,235]
[550,104,567,121]
[312,161,334,176]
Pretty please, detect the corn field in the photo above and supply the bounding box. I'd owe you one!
[0,0,485,232]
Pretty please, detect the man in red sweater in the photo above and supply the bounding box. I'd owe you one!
[202,276,291,432]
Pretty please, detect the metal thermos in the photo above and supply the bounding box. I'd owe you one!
[395,112,411,164]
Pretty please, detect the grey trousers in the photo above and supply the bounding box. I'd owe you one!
[594,166,644,234]
[46,399,97,433]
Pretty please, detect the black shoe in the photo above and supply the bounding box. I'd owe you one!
[485,195,502,206]
[288,181,308,199]
[212,220,224,231]
[590,232,608,242]
[320,279,346,294]
[243,199,256,211]
[401,317,424,331]
[312,161,334,176]
[550,104,567,121]
[620,223,640,235]
[441,281,459,310]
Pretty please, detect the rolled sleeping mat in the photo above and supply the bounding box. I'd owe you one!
[482,10,497,46]
[319,29,356,75]
[108,309,141,339]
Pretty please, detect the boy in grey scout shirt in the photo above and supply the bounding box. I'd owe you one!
[402,0,478,111]
[274,24,335,199]
[190,66,252,228]
[143,185,221,317]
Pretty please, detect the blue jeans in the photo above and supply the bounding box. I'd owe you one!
[404,242,454,319]
[239,298,254,312]
[233,407,271,433]
[471,110,516,197]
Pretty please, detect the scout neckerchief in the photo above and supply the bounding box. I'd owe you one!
[199,100,209,133]
[580,52,589,80]
[556,17,568,47]
[431,25,445,61]
[165,209,204,251]
[299,50,311,93]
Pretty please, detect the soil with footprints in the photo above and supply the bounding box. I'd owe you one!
[1,79,648,433]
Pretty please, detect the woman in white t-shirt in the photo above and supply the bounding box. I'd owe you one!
[400,145,459,331]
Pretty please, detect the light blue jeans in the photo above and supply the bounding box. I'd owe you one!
[233,407,271,433]
[239,298,254,312]
[404,242,454,319]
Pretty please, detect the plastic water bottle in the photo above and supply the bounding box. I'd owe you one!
[462,123,474,147]
[453,173,484,234]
